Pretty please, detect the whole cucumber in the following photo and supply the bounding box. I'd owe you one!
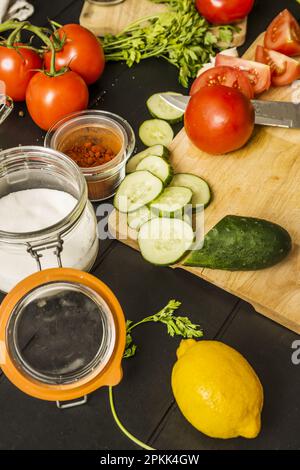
[183,215,292,271]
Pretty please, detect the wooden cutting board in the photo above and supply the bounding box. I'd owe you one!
[109,32,300,334]
[80,0,247,46]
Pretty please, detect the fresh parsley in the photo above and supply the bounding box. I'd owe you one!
[124,299,203,358]
[109,299,203,450]
[103,0,235,87]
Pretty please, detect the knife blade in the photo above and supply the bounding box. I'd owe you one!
[159,93,300,129]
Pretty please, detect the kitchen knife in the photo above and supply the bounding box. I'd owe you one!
[159,93,300,129]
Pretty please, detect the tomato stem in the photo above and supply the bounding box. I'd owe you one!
[49,20,63,30]
[24,24,57,76]
[0,20,25,34]
[6,22,29,47]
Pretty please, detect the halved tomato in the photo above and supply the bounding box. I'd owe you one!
[255,45,300,86]
[264,9,300,57]
[215,54,271,95]
[190,65,254,99]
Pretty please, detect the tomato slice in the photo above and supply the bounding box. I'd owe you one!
[215,54,271,95]
[264,9,300,57]
[255,45,300,87]
[190,65,254,99]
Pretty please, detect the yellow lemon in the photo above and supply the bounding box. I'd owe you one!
[171,339,263,439]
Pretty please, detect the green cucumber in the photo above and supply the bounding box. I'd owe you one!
[170,173,211,209]
[126,145,170,174]
[136,155,173,185]
[114,170,163,213]
[147,92,184,124]
[183,215,292,271]
[138,217,194,265]
[127,206,153,231]
[150,186,193,218]
[139,119,174,147]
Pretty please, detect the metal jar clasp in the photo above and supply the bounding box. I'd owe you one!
[26,236,64,271]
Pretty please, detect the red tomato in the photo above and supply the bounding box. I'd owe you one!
[44,24,105,85]
[0,44,42,101]
[215,54,271,95]
[255,45,300,87]
[190,65,254,99]
[264,9,300,57]
[26,70,89,131]
[184,85,255,155]
[195,0,255,25]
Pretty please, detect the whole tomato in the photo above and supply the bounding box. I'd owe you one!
[184,85,254,155]
[26,70,89,130]
[44,24,105,85]
[0,44,42,101]
[195,0,255,25]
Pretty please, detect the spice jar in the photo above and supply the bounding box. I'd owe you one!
[0,268,126,406]
[44,110,135,202]
[0,146,99,293]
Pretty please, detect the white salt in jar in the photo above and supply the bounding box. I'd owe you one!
[0,147,99,293]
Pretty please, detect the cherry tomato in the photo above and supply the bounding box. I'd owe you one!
[44,24,105,85]
[190,65,254,99]
[264,9,300,57]
[195,0,255,25]
[26,70,89,131]
[184,85,255,155]
[0,43,42,101]
[215,54,271,95]
[255,45,300,87]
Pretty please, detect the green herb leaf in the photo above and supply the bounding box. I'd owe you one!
[103,0,234,87]
[123,299,203,359]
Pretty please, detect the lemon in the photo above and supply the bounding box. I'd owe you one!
[171,339,263,439]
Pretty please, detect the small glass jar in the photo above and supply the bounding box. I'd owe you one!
[44,110,135,202]
[0,146,99,293]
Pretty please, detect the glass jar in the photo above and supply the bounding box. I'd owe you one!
[0,268,126,405]
[0,146,99,293]
[44,110,135,202]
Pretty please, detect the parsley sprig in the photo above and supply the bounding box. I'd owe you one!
[109,299,203,450]
[124,299,203,358]
[103,0,236,87]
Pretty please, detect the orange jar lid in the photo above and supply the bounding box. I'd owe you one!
[0,268,126,402]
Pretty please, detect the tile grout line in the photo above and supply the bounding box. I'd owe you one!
[51,0,82,23]
[91,239,119,273]
[213,299,242,340]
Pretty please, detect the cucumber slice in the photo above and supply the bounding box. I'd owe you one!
[150,186,193,217]
[127,206,153,231]
[139,119,174,147]
[147,93,184,124]
[114,170,163,213]
[136,155,173,185]
[138,217,194,265]
[126,145,170,174]
[170,173,211,209]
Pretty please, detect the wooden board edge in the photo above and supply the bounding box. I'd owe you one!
[108,210,300,335]
[79,0,168,37]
